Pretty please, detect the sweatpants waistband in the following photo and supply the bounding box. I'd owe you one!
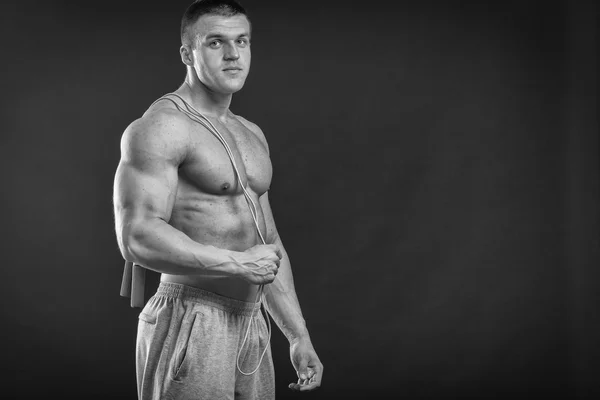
[156,282,261,317]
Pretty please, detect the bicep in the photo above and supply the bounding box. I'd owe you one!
[114,159,177,225]
[113,120,186,227]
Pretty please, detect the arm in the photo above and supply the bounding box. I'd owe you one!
[113,111,278,281]
[259,192,308,342]
[236,116,323,390]
[259,192,324,391]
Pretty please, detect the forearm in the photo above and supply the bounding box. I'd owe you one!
[263,237,311,344]
[120,217,239,277]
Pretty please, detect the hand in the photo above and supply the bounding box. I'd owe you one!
[288,337,323,392]
[231,244,282,285]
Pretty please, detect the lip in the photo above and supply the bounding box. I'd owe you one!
[223,67,242,71]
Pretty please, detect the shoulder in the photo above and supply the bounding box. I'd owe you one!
[121,104,192,163]
[125,101,191,145]
[233,114,269,153]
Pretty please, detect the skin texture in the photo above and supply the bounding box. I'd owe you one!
[113,13,322,392]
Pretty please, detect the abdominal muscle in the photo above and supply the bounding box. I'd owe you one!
[160,188,267,303]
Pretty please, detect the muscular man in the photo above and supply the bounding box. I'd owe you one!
[112,0,323,398]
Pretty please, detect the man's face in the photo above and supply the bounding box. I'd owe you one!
[189,14,251,94]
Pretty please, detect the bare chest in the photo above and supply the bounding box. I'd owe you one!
[179,118,272,196]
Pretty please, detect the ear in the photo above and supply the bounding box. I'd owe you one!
[180,45,193,66]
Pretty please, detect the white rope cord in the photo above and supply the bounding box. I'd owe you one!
[150,93,272,376]
[170,94,266,242]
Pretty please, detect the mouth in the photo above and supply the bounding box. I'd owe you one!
[223,67,242,72]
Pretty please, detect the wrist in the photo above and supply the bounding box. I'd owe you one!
[288,331,311,346]
[202,247,244,277]
[222,250,247,276]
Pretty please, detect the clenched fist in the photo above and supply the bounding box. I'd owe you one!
[230,244,282,285]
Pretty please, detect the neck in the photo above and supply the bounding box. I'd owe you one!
[178,69,233,121]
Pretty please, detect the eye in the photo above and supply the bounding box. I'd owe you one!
[209,40,222,48]
[237,38,249,47]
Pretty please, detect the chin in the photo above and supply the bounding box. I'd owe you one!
[221,81,246,94]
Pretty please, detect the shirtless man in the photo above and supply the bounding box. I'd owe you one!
[112,0,323,398]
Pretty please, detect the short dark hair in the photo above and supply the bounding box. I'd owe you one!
[180,0,250,46]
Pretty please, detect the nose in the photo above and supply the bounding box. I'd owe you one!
[224,42,240,61]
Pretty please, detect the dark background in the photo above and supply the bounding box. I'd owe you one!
[1,0,598,398]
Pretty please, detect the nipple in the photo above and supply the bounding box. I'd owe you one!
[221,182,230,191]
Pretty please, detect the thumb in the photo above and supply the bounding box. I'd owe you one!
[297,357,309,380]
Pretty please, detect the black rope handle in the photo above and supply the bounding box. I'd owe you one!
[120,261,146,308]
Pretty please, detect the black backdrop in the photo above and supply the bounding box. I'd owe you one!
[1,0,598,399]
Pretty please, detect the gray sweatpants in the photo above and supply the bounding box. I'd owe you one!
[136,282,275,400]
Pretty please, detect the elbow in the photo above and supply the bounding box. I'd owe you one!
[120,236,138,264]
[118,220,147,264]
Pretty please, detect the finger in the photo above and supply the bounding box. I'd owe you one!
[288,379,303,391]
[288,378,320,392]
[304,365,322,388]
[299,381,321,391]
[263,271,275,284]
[289,363,323,391]
[270,252,281,264]
[312,364,323,385]
[297,358,309,380]
[300,370,322,392]
[288,378,307,391]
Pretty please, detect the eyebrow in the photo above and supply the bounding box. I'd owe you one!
[204,33,250,40]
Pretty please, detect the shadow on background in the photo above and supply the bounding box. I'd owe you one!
[0,0,597,398]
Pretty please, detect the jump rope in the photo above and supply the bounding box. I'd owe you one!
[149,92,272,376]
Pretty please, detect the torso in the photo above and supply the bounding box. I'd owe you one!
[145,93,272,302]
